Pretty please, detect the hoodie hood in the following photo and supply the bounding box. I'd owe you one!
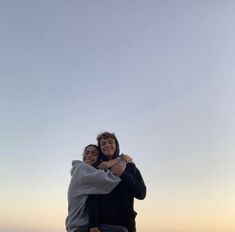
[70,160,83,175]
[70,159,101,175]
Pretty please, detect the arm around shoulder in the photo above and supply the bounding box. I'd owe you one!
[82,164,121,194]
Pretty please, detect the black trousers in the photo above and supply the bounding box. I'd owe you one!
[74,224,128,232]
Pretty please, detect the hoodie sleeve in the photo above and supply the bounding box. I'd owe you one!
[70,162,121,195]
[121,163,147,200]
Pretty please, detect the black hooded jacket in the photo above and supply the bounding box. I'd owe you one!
[87,139,146,232]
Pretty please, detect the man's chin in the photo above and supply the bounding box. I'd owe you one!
[103,154,114,159]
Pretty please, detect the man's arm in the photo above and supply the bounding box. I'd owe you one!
[113,163,146,199]
[86,195,100,231]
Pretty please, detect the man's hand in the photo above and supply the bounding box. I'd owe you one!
[90,227,101,232]
[111,163,125,176]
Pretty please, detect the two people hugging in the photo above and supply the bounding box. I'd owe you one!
[66,132,146,232]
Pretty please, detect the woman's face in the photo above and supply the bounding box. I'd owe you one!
[83,146,99,165]
[100,138,116,160]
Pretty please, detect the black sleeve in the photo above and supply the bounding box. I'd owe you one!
[121,163,147,200]
[86,194,100,228]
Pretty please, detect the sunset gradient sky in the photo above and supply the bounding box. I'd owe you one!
[1,1,235,232]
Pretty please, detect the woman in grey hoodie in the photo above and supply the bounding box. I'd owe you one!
[65,144,128,232]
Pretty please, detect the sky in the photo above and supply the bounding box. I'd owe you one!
[1,1,235,232]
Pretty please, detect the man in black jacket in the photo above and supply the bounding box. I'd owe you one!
[87,132,146,232]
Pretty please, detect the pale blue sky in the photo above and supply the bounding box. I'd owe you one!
[1,1,235,232]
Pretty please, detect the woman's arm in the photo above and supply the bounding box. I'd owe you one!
[69,163,121,195]
[97,154,132,170]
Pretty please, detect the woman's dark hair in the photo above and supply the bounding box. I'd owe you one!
[83,144,101,167]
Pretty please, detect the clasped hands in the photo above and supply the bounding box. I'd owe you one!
[97,154,133,176]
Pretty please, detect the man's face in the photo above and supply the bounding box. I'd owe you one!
[83,146,99,165]
[100,138,116,159]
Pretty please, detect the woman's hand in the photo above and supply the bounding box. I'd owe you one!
[90,227,101,232]
[98,160,118,170]
[121,154,133,163]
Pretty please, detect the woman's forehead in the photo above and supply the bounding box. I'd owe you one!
[85,146,98,151]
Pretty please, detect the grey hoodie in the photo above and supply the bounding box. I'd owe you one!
[65,160,121,232]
